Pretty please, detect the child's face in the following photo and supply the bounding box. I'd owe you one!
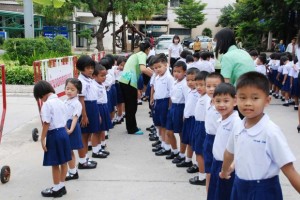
[186,74,196,89]
[195,80,206,95]
[93,70,107,84]
[153,62,167,76]
[256,58,262,65]
[214,94,236,120]
[173,66,186,81]
[82,66,94,78]
[206,77,222,98]
[118,61,125,71]
[65,82,78,99]
[237,86,271,121]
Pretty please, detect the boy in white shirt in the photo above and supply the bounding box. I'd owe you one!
[220,71,300,199]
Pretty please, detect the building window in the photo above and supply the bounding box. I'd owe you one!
[170,0,183,7]
[169,28,191,36]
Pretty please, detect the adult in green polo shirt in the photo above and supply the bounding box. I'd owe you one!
[214,28,255,85]
[119,40,153,135]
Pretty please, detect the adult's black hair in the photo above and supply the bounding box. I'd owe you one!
[186,55,194,63]
[33,80,55,100]
[140,40,151,52]
[65,78,82,94]
[117,56,127,66]
[186,67,200,76]
[76,55,95,72]
[195,71,209,81]
[236,71,269,96]
[172,35,180,43]
[213,82,236,98]
[180,50,192,59]
[206,72,225,83]
[214,28,236,58]
[150,53,168,65]
[173,61,187,71]
[93,63,106,76]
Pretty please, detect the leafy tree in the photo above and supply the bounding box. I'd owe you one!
[174,0,206,34]
[202,28,212,37]
[77,29,93,51]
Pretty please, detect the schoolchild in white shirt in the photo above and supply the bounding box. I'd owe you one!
[165,61,188,161]
[220,71,300,200]
[203,73,225,191]
[176,68,200,168]
[150,54,174,156]
[199,52,215,73]
[64,78,83,181]
[290,60,300,110]
[280,55,292,106]
[255,55,267,76]
[33,81,71,198]
[272,53,281,99]
[189,71,210,186]
[207,83,240,200]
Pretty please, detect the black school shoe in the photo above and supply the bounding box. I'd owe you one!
[187,164,199,173]
[152,145,163,152]
[172,155,185,164]
[78,161,97,169]
[65,171,79,181]
[283,103,289,107]
[166,152,179,160]
[155,149,171,156]
[176,161,193,168]
[99,149,110,156]
[189,176,206,186]
[92,152,108,159]
[149,135,159,141]
[41,186,66,198]
[152,140,161,147]
[146,125,155,131]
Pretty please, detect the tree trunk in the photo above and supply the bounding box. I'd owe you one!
[95,13,108,51]
[112,10,116,54]
[122,14,127,52]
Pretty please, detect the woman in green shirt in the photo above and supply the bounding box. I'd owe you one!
[119,40,153,135]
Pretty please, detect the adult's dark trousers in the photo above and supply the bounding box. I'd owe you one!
[120,82,138,134]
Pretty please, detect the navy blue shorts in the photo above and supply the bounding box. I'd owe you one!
[43,128,72,166]
[181,116,195,145]
[281,75,291,92]
[166,103,184,133]
[66,120,83,150]
[203,134,215,173]
[291,78,300,97]
[153,98,169,128]
[98,103,113,131]
[137,74,144,90]
[80,101,101,134]
[207,159,235,200]
[192,121,206,155]
[231,175,283,200]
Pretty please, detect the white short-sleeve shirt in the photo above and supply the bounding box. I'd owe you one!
[93,80,108,104]
[277,65,283,73]
[282,62,292,75]
[150,73,156,86]
[153,72,174,100]
[256,65,267,75]
[64,96,82,121]
[205,100,221,135]
[226,114,296,180]
[168,43,183,59]
[213,111,240,161]
[41,94,67,130]
[184,89,199,118]
[195,94,210,121]
[187,62,201,71]
[113,66,123,81]
[78,74,98,101]
[170,78,188,104]
[198,60,215,73]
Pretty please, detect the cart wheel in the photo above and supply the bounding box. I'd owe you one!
[1,166,10,183]
[32,128,39,142]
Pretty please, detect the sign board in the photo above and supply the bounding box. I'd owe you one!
[43,26,68,39]
[0,32,7,39]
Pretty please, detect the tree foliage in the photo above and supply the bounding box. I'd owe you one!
[174,0,206,30]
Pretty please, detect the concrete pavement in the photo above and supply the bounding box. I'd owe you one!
[0,96,299,199]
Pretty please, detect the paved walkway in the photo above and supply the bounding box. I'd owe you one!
[0,96,299,199]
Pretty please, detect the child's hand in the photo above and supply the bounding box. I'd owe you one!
[41,139,47,152]
[219,170,231,179]
[150,99,154,106]
[81,115,89,127]
[66,129,72,135]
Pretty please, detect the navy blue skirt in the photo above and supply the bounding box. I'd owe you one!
[115,82,124,104]
[207,159,235,200]
[291,78,300,97]
[203,134,215,173]
[281,75,291,92]
[80,101,101,134]
[153,98,169,128]
[98,103,113,131]
[66,120,83,150]
[107,85,117,113]
[137,74,144,90]
[166,103,185,133]
[276,74,284,88]
[181,116,195,145]
[43,128,72,166]
[192,121,206,155]
[231,175,283,200]
[270,69,278,85]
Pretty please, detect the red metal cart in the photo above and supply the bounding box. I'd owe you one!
[0,64,11,184]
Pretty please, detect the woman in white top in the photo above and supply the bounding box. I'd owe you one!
[168,35,183,71]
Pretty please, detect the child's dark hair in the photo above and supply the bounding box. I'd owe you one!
[180,50,192,59]
[193,52,201,60]
[249,50,259,57]
[200,52,210,61]
[274,52,281,60]
[65,78,82,94]
[99,57,112,70]
[146,55,154,67]
[286,52,293,61]
[186,67,200,76]
[209,52,215,58]
[105,54,116,68]
[280,56,288,65]
[173,61,187,71]
[186,55,194,63]
[206,72,225,83]
[140,40,151,52]
[195,71,209,81]
[269,53,275,60]
[117,56,127,66]
[294,56,298,64]
[33,80,55,100]
[172,35,180,43]
[76,55,95,71]
[93,63,106,76]
[258,55,267,65]
[236,71,269,96]
[150,53,168,64]
[213,83,236,98]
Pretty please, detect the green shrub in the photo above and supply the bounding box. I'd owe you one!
[0,65,34,85]
[51,35,72,55]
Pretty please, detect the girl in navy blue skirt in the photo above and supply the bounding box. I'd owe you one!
[64,78,84,181]
[34,81,71,198]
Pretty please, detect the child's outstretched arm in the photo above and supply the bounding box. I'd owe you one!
[67,116,79,135]
[281,162,300,193]
[219,150,234,179]
[79,96,89,127]
[41,122,50,152]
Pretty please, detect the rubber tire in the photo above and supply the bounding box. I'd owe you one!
[1,166,10,183]
[32,128,39,142]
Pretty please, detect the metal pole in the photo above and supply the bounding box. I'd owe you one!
[24,0,35,38]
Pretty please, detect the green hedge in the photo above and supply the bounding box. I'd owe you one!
[3,35,72,65]
[0,65,34,85]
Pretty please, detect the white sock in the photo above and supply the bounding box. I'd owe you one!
[179,153,185,158]
[101,141,106,146]
[165,144,171,151]
[52,184,60,191]
[185,157,192,162]
[58,182,65,189]
[92,146,98,154]
[88,141,92,146]
[172,149,179,154]
[161,141,166,149]
[97,144,102,152]
[105,131,108,136]
[138,99,142,103]
[69,168,77,174]
[159,136,162,141]
[79,157,86,164]
[198,172,206,181]
[285,100,289,103]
